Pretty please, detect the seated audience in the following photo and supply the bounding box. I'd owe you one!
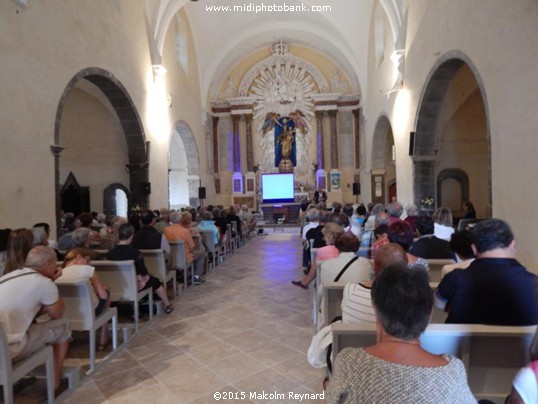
[342,243,408,324]
[154,208,171,234]
[387,201,404,224]
[371,223,389,259]
[349,205,367,238]
[409,216,454,259]
[99,215,127,250]
[327,263,476,403]
[358,211,389,259]
[239,204,257,235]
[433,207,455,241]
[131,210,170,255]
[226,206,242,238]
[435,218,538,325]
[364,203,385,230]
[78,212,102,247]
[403,203,419,233]
[0,246,71,392]
[58,248,111,348]
[107,224,173,313]
[4,228,34,274]
[388,221,430,270]
[164,212,206,285]
[292,223,344,289]
[441,230,475,278]
[33,222,58,249]
[198,211,220,247]
[462,201,477,219]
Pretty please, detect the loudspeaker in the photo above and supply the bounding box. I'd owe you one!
[352,182,360,195]
[409,131,415,156]
[198,187,206,199]
[140,182,151,195]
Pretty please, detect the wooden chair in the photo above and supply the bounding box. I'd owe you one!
[168,240,194,291]
[56,280,118,373]
[92,260,152,334]
[226,224,236,255]
[140,249,177,298]
[231,221,240,250]
[0,321,55,404]
[199,230,220,272]
[331,322,537,401]
[193,234,209,274]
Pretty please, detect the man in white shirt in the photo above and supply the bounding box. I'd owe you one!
[0,246,71,390]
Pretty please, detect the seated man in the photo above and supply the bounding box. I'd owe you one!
[164,211,206,285]
[441,230,476,279]
[435,218,538,325]
[409,215,454,259]
[0,246,71,391]
[131,210,170,255]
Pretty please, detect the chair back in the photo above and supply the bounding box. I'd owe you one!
[193,234,203,251]
[91,260,137,301]
[426,259,456,282]
[0,320,13,380]
[139,249,167,282]
[56,280,95,330]
[169,240,188,270]
[199,230,215,254]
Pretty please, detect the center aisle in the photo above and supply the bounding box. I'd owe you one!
[65,229,325,403]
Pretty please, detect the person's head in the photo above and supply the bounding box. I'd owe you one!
[356,205,367,216]
[72,227,91,248]
[374,211,390,227]
[373,243,408,276]
[170,211,182,224]
[373,224,389,240]
[25,246,58,279]
[63,247,99,267]
[128,213,141,232]
[371,203,386,216]
[342,204,354,218]
[202,211,213,221]
[387,221,415,251]
[463,201,475,213]
[332,202,342,213]
[471,218,514,255]
[371,263,432,340]
[241,204,248,212]
[387,201,404,219]
[181,212,193,226]
[63,212,76,231]
[415,215,434,236]
[432,207,453,227]
[96,213,107,224]
[306,208,320,222]
[321,223,344,246]
[405,204,419,217]
[329,212,350,228]
[335,233,360,253]
[228,206,236,215]
[5,228,34,273]
[118,223,135,242]
[140,210,156,226]
[159,208,171,221]
[0,229,11,252]
[31,226,48,246]
[110,216,127,230]
[33,222,51,236]
[212,207,221,219]
[449,230,475,260]
[78,212,94,228]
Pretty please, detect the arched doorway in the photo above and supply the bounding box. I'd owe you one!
[54,68,148,231]
[413,54,491,218]
[169,121,200,209]
[371,115,396,204]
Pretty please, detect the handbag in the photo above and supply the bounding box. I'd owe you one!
[308,318,342,368]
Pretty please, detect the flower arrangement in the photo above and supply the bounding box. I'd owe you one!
[420,196,435,207]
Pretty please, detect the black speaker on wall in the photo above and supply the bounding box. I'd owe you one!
[140,182,151,195]
[352,183,360,195]
[409,131,416,156]
[198,187,206,199]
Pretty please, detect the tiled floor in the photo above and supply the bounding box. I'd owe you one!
[56,229,325,403]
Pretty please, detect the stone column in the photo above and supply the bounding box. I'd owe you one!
[231,114,241,173]
[245,113,253,172]
[352,108,361,169]
[212,116,219,173]
[51,145,65,235]
[328,110,338,169]
[316,111,325,170]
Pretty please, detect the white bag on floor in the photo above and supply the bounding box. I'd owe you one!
[307,321,340,368]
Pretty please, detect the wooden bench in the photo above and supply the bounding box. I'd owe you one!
[168,240,194,291]
[331,322,537,401]
[426,258,456,282]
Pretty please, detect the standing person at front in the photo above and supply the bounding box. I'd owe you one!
[0,246,71,392]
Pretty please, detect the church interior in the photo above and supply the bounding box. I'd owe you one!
[2,0,538,402]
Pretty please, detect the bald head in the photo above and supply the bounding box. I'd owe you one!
[373,243,408,276]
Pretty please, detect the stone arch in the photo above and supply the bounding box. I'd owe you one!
[412,52,491,214]
[372,114,393,169]
[169,121,200,208]
[436,168,469,213]
[371,114,396,204]
[103,183,131,218]
[53,67,148,230]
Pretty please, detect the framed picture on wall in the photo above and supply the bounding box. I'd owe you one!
[247,178,254,192]
[233,179,242,193]
[215,178,221,194]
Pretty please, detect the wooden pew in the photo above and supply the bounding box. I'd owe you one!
[331,322,537,401]
[140,249,177,299]
[426,258,456,282]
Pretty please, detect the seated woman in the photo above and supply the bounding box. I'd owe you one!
[4,228,34,274]
[327,263,476,403]
[58,248,111,349]
[292,223,344,289]
[341,243,408,324]
[462,201,477,219]
[388,221,430,270]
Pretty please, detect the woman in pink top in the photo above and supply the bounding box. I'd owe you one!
[292,223,343,289]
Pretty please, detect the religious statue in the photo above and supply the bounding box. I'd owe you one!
[274,115,296,172]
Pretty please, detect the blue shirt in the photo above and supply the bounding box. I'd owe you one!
[436,258,538,325]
